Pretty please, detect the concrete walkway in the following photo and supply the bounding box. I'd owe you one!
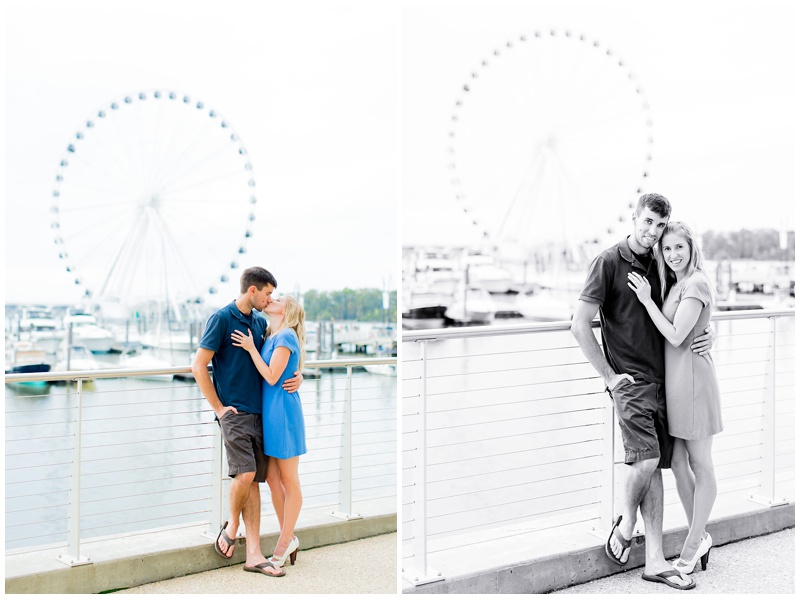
[114,532,397,594]
[551,527,794,594]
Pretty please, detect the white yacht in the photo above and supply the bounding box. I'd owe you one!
[445,286,497,325]
[62,313,114,353]
[54,345,102,376]
[18,308,65,354]
[464,254,514,294]
[119,349,175,381]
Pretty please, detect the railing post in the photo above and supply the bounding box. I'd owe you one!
[403,340,443,585]
[749,315,788,507]
[331,365,362,520]
[57,378,92,566]
[591,394,616,539]
[206,419,224,537]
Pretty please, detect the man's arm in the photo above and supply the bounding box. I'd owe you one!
[192,348,236,419]
[283,370,303,393]
[690,325,715,356]
[570,299,633,390]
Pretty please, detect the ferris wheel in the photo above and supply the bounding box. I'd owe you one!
[448,29,653,259]
[50,90,257,305]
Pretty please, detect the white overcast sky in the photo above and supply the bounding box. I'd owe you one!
[2,0,798,306]
[401,0,797,246]
[4,0,399,305]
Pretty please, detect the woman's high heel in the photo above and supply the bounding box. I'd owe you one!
[673,532,712,574]
[269,536,299,568]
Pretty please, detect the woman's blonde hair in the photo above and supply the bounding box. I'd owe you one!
[655,221,716,305]
[267,295,307,371]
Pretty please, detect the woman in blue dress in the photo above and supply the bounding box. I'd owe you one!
[231,294,307,570]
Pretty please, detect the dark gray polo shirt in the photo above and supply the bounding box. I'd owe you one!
[199,301,267,414]
[579,237,665,384]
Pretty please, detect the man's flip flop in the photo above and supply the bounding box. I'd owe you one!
[243,562,285,577]
[214,521,235,559]
[642,569,696,590]
[604,515,632,566]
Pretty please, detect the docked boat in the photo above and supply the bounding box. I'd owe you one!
[5,341,52,375]
[445,286,497,325]
[62,313,114,353]
[402,291,451,330]
[516,290,574,322]
[465,254,514,294]
[18,307,65,354]
[139,330,196,352]
[54,344,102,375]
[119,350,175,381]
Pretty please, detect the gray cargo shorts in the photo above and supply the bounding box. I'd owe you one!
[607,378,673,469]
[218,411,268,482]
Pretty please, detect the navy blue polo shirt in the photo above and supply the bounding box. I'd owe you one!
[579,237,665,384]
[199,301,268,414]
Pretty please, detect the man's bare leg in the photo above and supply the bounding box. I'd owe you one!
[641,468,693,586]
[241,481,280,574]
[608,458,658,559]
[218,471,255,558]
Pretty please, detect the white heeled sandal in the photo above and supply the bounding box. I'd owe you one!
[673,532,712,574]
[269,536,299,568]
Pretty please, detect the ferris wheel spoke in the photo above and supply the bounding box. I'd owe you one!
[56,180,141,205]
[94,210,149,297]
[150,118,217,191]
[147,100,193,190]
[160,168,247,198]
[158,203,249,241]
[496,151,548,239]
[56,197,139,214]
[63,151,142,196]
[155,137,243,193]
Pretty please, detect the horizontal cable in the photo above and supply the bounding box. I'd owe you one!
[83,471,212,491]
[81,457,212,477]
[84,496,212,519]
[431,467,600,503]
[83,433,215,450]
[82,396,206,409]
[81,508,211,533]
[82,446,213,464]
[425,360,592,380]
[6,475,71,488]
[428,406,602,432]
[428,375,601,398]
[431,453,603,484]
[428,390,605,414]
[9,528,69,542]
[429,437,602,466]
[430,421,600,449]
[6,501,70,514]
[81,408,213,423]
[83,422,210,436]
[6,461,72,471]
[5,404,79,414]
[8,515,69,528]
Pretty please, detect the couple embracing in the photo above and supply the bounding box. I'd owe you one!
[572,193,723,590]
[192,267,308,577]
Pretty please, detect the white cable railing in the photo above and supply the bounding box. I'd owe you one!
[5,357,396,565]
[401,309,794,585]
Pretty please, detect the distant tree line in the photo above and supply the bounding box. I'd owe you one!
[701,229,795,261]
[302,288,397,322]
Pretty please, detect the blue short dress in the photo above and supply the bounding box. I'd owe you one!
[260,328,307,459]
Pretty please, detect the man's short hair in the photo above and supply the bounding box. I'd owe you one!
[240,267,277,293]
[635,193,671,218]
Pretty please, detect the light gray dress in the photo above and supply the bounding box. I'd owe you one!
[661,272,724,440]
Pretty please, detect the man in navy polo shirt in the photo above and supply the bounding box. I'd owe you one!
[193,266,302,576]
[571,193,712,590]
